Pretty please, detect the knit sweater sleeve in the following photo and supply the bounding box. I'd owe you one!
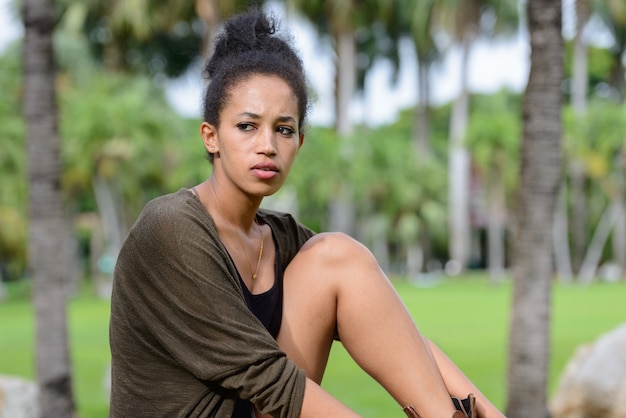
[110,190,312,418]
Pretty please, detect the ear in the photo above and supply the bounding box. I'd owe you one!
[298,133,305,150]
[200,122,219,154]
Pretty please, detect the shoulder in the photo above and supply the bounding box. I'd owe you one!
[125,189,212,247]
[117,189,223,274]
[136,189,206,228]
[142,189,198,218]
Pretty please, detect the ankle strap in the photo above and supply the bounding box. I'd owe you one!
[402,405,421,418]
[452,393,476,418]
[402,393,476,418]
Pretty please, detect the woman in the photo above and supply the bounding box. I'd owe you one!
[109,8,506,418]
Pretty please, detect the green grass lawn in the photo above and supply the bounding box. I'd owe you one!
[0,275,624,417]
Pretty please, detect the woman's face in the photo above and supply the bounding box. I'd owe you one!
[201,74,304,198]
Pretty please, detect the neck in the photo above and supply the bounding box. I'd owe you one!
[203,179,261,231]
[197,179,266,282]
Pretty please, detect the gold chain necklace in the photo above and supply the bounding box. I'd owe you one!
[208,184,264,280]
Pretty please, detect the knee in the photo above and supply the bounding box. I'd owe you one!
[300,232,376,267]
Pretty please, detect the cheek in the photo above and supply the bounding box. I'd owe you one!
[284,142,300,162]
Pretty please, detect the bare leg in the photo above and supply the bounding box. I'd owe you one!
[276,232,462,417]
[426,340,505,418]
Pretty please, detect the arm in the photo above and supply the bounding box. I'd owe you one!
[426,339,506,418]
[300,379,361,418]
[255,378,360,418]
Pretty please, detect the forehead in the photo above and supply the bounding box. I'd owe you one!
[225,74,299,116]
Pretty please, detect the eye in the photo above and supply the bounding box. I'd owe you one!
[277,126,296,136]
[237,123,255,132]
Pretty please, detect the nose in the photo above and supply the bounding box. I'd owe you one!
[256,126,277,156]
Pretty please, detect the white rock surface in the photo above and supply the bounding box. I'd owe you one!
[550,323,626,418]
[0,375,39,418]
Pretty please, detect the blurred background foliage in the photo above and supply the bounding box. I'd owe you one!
[1,0,625,287]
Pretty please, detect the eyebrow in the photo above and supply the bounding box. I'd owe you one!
[237,112,297,124]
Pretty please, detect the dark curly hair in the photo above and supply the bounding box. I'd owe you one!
[202,8,311,162]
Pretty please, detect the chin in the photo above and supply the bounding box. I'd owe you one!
[262,188,279,197]
[260,183,284,198]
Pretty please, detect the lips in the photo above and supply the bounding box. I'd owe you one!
[252,162,279,173]
[252,162,279,179]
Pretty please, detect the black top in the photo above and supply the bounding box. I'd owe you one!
[232,237,284,418]
[239,243,283,339]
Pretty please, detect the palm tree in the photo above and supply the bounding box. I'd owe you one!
[572,0,590,113]
[74,0,253,76]
[593,0,626,102]
[0,47,28,285]
[434,0,519,272]
[563,0,590,276]
[195,0,230,57]
[22,0,76,415]
[54,0,256,288]
[289,0,361,136]
[394,0,440,159]
[287,0,384,234]
[363,0,445,272]
[564,101,626,283]
[506,0,563,416]
[465,91,520,282]
[59,71,190,285]
[592,0,626,275]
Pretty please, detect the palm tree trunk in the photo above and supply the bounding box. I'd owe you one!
[195,0,220,57]
[572,0,589,114]
[570,161,587,273]
[613,197,625,273]
[610,50,625,103]
[506,1,563,417]
[23,0,76,416]
[92,175,125,255]
[413,60,431,158]
[569,0,590,275]
[334,27,356,138]
[611,155,625,274]
[329,26,356,235]
[579,201,620,284]
[448,37,472,272]
[487,173,506,283]
[553,181,573,282]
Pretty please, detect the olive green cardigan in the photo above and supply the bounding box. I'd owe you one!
[109,189,315,417]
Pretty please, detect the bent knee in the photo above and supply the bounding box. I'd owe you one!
[298,232,375,266]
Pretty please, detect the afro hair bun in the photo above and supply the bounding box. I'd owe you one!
[206,8,286,79]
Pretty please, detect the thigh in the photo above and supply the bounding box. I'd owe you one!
[276,233,342,384]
